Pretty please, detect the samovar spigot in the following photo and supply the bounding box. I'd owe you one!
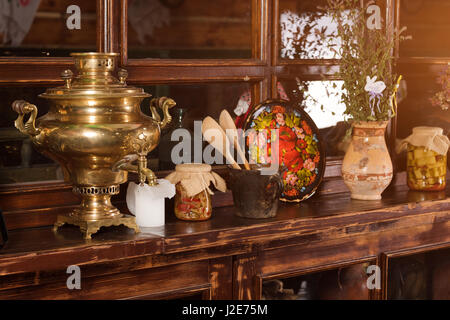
[137,154,157,186]
[113,96,176,187]
[112,154,158,187]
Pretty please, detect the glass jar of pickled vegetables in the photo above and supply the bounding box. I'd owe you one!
[165,164,227,221]
[407,144,447,191]
[174,182,212,221]
[400,127,450,191]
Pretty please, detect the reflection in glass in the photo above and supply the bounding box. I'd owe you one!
[0,87,62,184]
[0,83,253,184]
[262,263,371,300]
[388,248,450,299]
[280,10,338,59]
[0,0,96,57]
[141,82,253,171]
[395,68,450,170]
[127,0,252,59]
[278,80,348,157]
[279,0,353,60]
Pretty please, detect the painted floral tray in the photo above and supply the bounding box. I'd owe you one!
[243,99,325,202]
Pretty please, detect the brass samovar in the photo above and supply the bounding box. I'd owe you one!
[11,52,175,239]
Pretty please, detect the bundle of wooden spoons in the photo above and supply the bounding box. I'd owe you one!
[202,116,241,170]
[201,110,250,170]
[219,110,251,170]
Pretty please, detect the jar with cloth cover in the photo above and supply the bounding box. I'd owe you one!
[165,164,226,221]
[397,127,450,191]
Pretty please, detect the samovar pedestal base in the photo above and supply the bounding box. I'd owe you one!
[53,184,139,239]
[53,213,140,240]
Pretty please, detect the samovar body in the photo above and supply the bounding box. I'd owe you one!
[12,53,175,238]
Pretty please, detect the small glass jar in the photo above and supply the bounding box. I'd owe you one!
[174,183,212,221]
[407,144,447,191]
[166,163,226,222]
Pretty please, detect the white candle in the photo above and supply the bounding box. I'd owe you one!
[126,179,175,228]
[135,193,165,227]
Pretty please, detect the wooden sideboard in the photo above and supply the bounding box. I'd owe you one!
[1,0,448,301]
[0,175,449,300]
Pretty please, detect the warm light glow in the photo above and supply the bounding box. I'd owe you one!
[83,131,97,138]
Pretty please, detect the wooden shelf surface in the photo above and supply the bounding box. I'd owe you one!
[1,183,449,277]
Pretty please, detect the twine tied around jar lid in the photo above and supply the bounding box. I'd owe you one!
[397,126,450,155]
[165,163,227,197]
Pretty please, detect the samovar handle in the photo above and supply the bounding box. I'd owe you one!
[150,97,176,130]
[11,100,40,136]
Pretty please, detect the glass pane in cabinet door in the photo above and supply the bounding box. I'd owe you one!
[0,87,62,184]
[127,0,252,59]
[0,0,97,57]
[279,0,342,60]
[138,82,253,171]
[0,82,254,184]
[396,71,450,139]
[277,79,348,157]
[262,262,372,300]
[395,66,450,171]
[400,0,450,57]
[387,247,450,300]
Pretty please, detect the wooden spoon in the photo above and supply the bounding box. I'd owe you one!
[219,110,251,170]
[202,116,241,170]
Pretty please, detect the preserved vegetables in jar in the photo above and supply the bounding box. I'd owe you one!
[165,163,227,221]
[174,183,212,221]
[407,144,447,191]
[399,127,449,192]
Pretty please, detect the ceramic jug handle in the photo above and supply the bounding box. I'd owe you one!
[11,100,40,137]
[267,174,283,201]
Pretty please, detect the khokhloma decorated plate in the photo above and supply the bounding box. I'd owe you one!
[243,99,325,202]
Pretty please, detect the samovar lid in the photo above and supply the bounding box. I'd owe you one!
[39,52,150,99]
